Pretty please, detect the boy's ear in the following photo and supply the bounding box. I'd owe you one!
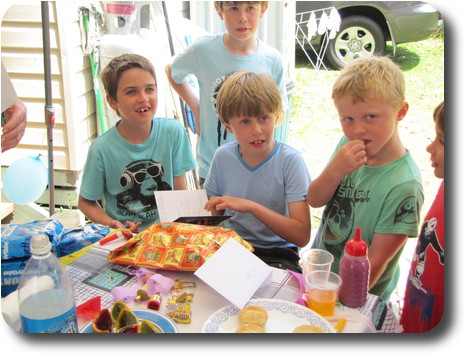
[396,102,409,122]
[260,3,269,16]
[275,111,285,127]
[223,122,233,134]
[106,94,118,111]
[215,5,224,20]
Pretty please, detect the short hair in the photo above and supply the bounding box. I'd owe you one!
[216,71,282,125]
[332,56,405,110]
[214,1,269,11]
[100,54,157,102]
[433,101,444,133]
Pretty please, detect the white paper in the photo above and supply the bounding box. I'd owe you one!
[154,189,210,223]
[194,238,273,309]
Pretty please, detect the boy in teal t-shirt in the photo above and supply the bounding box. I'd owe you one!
[307,56,424,301]
[79,54,195,232]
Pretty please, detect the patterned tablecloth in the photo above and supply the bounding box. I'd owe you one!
[68,244,401,333]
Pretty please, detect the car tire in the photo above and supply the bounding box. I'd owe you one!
[325,15,386,70]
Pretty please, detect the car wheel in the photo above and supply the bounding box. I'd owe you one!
[325,15,386,70]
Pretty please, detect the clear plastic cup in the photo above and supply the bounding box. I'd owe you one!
[300,249,334,283]
[305,270,342,317]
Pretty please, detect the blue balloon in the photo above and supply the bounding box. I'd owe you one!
[3,155,48,205]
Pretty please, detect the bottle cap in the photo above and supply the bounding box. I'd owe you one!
[30,234,52,255]
[345,227,368,256]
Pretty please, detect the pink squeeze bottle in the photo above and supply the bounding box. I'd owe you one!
[339,227,370,307]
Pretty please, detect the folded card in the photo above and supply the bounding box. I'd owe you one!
[194,238,272,309]
[154,189,210,223]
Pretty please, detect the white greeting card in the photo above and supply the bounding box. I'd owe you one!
[194,238,272,309]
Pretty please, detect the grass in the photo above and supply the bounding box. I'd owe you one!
[289,36,445,232]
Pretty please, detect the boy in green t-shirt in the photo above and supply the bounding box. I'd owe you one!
[307,56,424,301]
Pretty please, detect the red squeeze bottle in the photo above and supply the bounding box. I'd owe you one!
[339,227,370,307]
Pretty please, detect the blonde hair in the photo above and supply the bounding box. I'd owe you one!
[433,101,444,133]
[100,53,157,102]
[332,56,405,109]
[214,1,269,11]
[216,71,282,125]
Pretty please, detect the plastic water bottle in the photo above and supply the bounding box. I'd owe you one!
[18,234,78,333]
[339,227,370,308]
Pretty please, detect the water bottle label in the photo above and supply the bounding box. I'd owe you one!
[20,306,78,333]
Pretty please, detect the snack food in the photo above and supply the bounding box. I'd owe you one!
[108,222,253,271]
[92,308,113,333]
[238,305,268,327]
[235,324,266,333]
[293,324,326,333]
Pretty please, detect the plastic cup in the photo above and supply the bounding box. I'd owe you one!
[305,270,342,317]
[300,249,334,283]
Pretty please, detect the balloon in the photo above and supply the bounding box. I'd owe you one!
[2,155,48,205]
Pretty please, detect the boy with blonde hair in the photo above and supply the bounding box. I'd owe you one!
[307,56,424,301]
[166,1,286,184]
[79,54,195,232]
[204,71,311,272]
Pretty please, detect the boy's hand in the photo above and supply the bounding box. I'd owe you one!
[109,219,141,233]
[330,139,367,177]
[124,220,142,233]
[205,196,253,214]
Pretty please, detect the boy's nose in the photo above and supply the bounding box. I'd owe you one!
[138,92,148,101]
[251,122,263,134]
[353,123,366,136]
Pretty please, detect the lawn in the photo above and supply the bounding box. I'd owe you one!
[288,35,445,232]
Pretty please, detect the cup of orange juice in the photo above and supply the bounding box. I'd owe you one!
[305,270,342,317]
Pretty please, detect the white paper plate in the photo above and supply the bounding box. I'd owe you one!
[201,298,335,333]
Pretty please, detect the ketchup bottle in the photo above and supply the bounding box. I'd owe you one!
[339,227,370,307]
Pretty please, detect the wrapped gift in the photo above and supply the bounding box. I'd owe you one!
[108,222,253,271]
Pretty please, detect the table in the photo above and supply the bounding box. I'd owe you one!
[68,243,400,333]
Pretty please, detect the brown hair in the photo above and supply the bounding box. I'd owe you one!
[332,55,405,110]
[216,71,283,125]
[433,101,444,133]
[214,1,269,11]
[100,53,157,102]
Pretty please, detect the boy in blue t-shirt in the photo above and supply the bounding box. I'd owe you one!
[79,54,196,232]
[204,71,311,272]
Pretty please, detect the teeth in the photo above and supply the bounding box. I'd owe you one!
[137,108,150,112]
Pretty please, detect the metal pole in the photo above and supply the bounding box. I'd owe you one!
[41,1,55,215]
[161,1,199,189]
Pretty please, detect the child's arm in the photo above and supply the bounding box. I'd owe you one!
[367,232,408,289]
[204,196,311,247]
[78,195,141,232]
[307,139,367,207]
[165,64,201,134]
[173,174,188,190]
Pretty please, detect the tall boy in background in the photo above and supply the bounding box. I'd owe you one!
[307,56,424,301]
[166,1,286,184]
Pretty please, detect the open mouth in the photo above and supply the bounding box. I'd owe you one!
[251,140,264,145]
[136,107,150,113]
